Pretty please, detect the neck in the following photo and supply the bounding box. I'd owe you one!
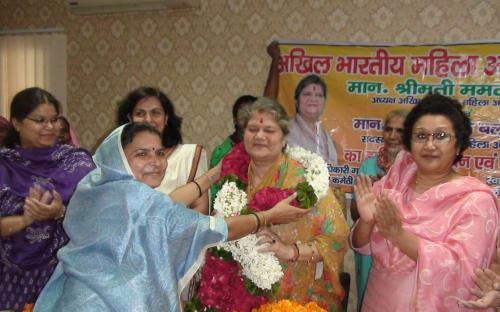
[301,116,318,132]
[249,157,277,188]
[413,170,455,192]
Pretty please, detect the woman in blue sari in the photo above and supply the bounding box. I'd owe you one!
[34,123,307,312]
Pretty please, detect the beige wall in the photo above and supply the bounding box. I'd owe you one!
[1,0,498,153]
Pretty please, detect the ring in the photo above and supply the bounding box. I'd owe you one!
[271,239,276,244]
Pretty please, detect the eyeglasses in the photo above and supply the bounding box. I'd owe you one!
[25,116,60,126]
[412,131,453,143]
[383,126,404,134]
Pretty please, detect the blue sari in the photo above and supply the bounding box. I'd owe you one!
[34,125,227,312]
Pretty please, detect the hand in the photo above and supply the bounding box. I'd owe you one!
[265,193,309,225]
[255,227,293,261]
[374,193,402,241]
[458,288,500,309]
[267,40,280,59]
[353,175,376,223]
[28,184,53,204]
[24,190,64,221]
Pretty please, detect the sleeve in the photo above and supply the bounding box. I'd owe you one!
[414,193,498,309]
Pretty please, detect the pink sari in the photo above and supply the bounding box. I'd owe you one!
[353,151,499,312]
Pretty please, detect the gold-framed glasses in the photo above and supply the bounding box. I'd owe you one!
[25,116,60,126]
[412,131,453,143]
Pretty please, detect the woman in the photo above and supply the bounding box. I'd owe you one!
[0,87,95,312]
[33,123,307,312]
[351,93,499,311]
[117,86,208,214]
[57,116,80,146]
[209,94,257,208]
[0,115,9,147]
[265,41,338,165]
[351,109,408,311]
[203,98,348,311]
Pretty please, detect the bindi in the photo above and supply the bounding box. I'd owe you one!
[313,85,317,91]
[259,117,263,123]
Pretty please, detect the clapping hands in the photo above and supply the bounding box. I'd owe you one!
[459,267,500,309]
[24,184,65,221]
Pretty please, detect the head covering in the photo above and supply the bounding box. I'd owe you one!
[34,125,227,312]
[57,116,80,147]
[0,143,95,309]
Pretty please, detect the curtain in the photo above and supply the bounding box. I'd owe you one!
[0,32,66,118]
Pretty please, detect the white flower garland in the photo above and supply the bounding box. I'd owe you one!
[213,147,330,290]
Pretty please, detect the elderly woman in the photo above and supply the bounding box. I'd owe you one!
[351,109,408,311]
[33,123,307,312]
[351,94,499,311]
[0,87,95,311]
[265,42,338,165]
[117,86,209,214]
[201,97,348,311]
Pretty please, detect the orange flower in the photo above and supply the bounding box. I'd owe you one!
[252,299,326,312]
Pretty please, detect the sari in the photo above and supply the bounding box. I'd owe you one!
[249,153,349,311]
[352,151,499,312]
[33,125,227,312]
[0,144,95,311]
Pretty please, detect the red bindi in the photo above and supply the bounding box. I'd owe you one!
[259,117,263,123]
[313,85,317,91]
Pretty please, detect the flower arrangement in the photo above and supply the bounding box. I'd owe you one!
[252,300,326,312]
[193,142,329,312]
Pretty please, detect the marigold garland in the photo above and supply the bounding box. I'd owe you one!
[252,299,326,312]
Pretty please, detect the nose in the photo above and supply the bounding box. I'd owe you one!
[144,113,152,123]
[423,136,437,149]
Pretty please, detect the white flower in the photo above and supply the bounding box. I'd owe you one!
[221,235,283,290]
[213,181,247,217]
[285,145,329,200]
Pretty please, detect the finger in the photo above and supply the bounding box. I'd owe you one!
[25,198,52,218]
[483,269,500,284]
[473,269,494,291]
[256,244,274,253]
[40,191,53,204]
[470,287,485,298]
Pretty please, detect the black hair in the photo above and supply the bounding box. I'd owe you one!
[230,95,257,143]
[293,74,327,113]
[117,86,182,148]
[5,87,61,148]
[402,93,472,164]
[121,122,162,148]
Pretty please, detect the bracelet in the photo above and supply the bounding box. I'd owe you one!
[249,212,261,234]
[260,212,267,227]
[55,205,66,220]
[192,180,202,198]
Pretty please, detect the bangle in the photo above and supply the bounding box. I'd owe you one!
[260,212,267,227]
[192,180,202,198]
[290,243,299,262]
[249,212,261,234]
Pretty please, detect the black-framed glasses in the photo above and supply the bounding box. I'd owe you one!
[383,126,404,134]
[412,131,453,143]
[25,116,60,126]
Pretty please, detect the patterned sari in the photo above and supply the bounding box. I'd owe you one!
[248,153,349,311]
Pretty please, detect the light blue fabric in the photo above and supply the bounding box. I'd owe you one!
[34,125,227,312]
[355,156,382,311]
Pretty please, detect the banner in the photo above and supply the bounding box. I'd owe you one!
[276,41,500,198]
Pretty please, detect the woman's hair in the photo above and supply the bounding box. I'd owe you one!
[117,86,182,148]
[121,122,162,148]
[237,97,290,135]
[402,93,472,163]
[5,87,61,148]
[293,74,327,113]
[384,109,409,126]
[230,95,257,143]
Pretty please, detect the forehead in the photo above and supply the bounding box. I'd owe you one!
[387,116,405,127]
[301,83,324,94]
[414,114,453,130]
[127,131,163,149]
[29,102,58,115]
[247,111,279,126]
[133,97,163,111]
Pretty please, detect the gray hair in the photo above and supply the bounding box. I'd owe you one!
[384,109,409,126]
[237,97,290,135]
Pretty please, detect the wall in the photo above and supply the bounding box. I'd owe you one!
[1,0,498,152]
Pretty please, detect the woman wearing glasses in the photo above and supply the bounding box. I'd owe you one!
[351,93,498,311]
[0,87,95,311]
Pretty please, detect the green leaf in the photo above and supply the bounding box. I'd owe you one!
[208,246,234,261]
[295,182,318,209]
[217,175,246,190]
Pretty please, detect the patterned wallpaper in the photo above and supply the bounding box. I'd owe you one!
[0,1,498,310]
[1,0,498,153]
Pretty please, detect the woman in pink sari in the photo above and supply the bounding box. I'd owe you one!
[351,93,499,311]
